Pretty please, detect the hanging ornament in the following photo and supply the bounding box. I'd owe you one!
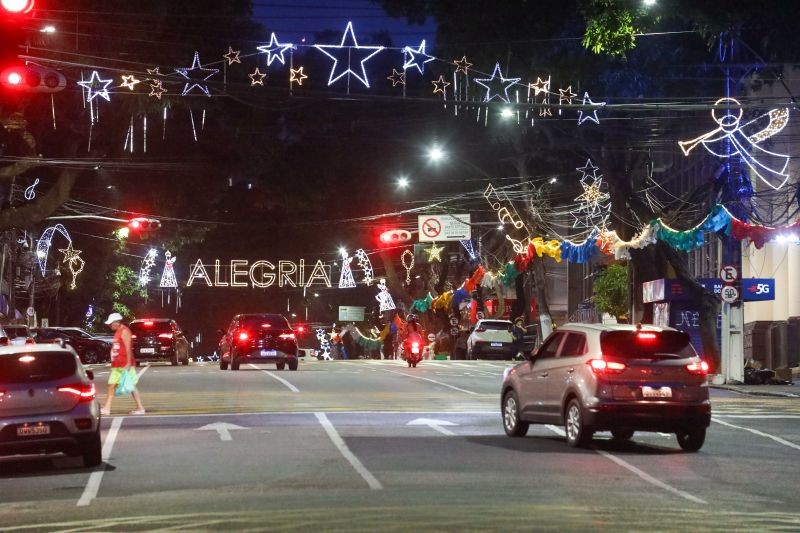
[139,248,158,287]
[24,177,39,200]
[175,51,219,96]
[400,249,414,283]
[387,69,406,87]
[248,67,266,86]
[558,86,577,115]
[576,91,606,125]
[570,159,610,231]
[354,248,374,285]
[36,224,71,274]
[474,62,520,103]
[159,251,178,288]
[257,32,293,66]
[223,46,241,66]
[460,239,477,260]
[338,252,356,289]
[59,242,85,290]
[375,279,396,312]
[431,75,450,95]
[120,75,141,91]
[402,40,434,75]
[313,21,384,88]
[290,67,308,86]
[148,80,167,99]
[453,56,472,75]
[424,243,444,262]
[77,71,113,102]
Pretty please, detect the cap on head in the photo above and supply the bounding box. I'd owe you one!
[104,312,124,325]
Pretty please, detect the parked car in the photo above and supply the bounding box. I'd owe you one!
[501,323,711,451]
[1,324,32,346]
[32,328,111,365]
[129,318,190,366]
[467,319,515,360]
[218,313,299,371]
[0,343,102,467]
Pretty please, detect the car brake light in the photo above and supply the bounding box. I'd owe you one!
[686,360,709,375]
[238,331,249,342]
[637,332,657,341]
[0,391,5,398]
[411,341,420,354]
[261,323,272,328]
[475,327,486,332]
[158,333,174,339]
[58,383,96,401]
[25,337,35,344]
[589,358,626,375]
[297,326,305,333]
[278,332,295,340]
[131,334,137,339]
[144,321,154,326]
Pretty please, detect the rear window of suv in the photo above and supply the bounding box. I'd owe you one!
[479,321,512,331]
[130,321,172,335]
[240,316,290,330]
[600,330,696,359]
[0,351,77,384]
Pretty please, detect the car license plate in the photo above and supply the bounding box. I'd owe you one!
[140,348,155,354]
[260,350,277,356]
[490,342,503,347]
[17,424,50,437]
[642,386,672,398]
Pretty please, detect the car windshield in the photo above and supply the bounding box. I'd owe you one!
[0,351,77,384]
[600,330,696,359]
[480,321,511,331]
[240,316,290,330]
[61,328,94,339]
[130,321,172,335]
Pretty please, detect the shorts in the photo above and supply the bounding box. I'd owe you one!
[109,367,138,386]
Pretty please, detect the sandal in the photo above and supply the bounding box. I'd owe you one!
[129,409,146,415]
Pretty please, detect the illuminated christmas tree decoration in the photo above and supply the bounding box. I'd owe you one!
[387,69,406,87]
[558,86,577,115]
[474,62,520,103]
[59,242,85,290]
[120,75,141,90]
[678,98,791,190]
[460,239,477,260]
[453,56,472,75]
[248,67,266,86]
[77,71,113,102]
[148,80,166,99]
[576,158,600,180]
[186,259,212,287]
[401,250,414,283]
[159,251,178,288]
[290,67,307,86]
[223,46,241,66]
[424,243,444,262]
[402,40,434,75]
[577,92,606,125]
[139,248,158,287]
[338,253,356,288]
[570,162,610,231]
[432,75,450,95]
[375,279,396,312]
[313,21,384,88]
[24,178,39,200]
[175,51,219,97]
[354,248,374,285]
[257,32,293,67]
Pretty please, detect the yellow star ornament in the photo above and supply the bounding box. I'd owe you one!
[424,243,444,262]
[59,243,85,290]
[290,67,308,86]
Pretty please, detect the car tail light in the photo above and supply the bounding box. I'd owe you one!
[589,358,626,375]
[144,321,154,326]
[158,333,174,339]
[0,337,8,346]
[411,341,420,354]
[0,391,5,398]
[131,334,137,339]
[58,382,96,401]
[296,326,305,333]
[475,327,486,333]
[74,418,93,430]
[278,332,295,340]
[686,360,709,375]
[636,332,657,341]
[261,323,272,328]
[238,331,249,342]
[25,337,35,344]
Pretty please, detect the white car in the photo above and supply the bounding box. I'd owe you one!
[466,319,515,360]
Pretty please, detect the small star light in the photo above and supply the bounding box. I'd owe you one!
[146,67,162,80]
[576,159,600,180]
[530,77,549,96]
[59,243,85,290]
[175,51,219,96]
[577,91,606,125]
[290,67,308,86]
[474,62,521,103]
[77,71,113,102]
[558,86,577,115]
[120,75,141,91]
[223,46,241,66]
[424,243,444,262]
[249,67,266,86]
[313,21,384,88]
[432,75,451,95]
[402,40,434,75]
[355,248,374,285]
[139,248,158,287]
[453,55,472,75]
[257,32,293,66]
[387,69,406,87]
[148,80,167,99]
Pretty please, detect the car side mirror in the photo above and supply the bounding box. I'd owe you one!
[86,370,94,380]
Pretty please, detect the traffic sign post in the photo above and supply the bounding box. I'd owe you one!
[719,240,744,385]
[720,285,739,304]
[417,214,471,242]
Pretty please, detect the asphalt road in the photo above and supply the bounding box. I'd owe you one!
[1,358,799,532]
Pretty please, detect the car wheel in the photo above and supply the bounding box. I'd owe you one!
[288,359,298,371]
[220,359,228,370]
[231,357,240,371]
[565,398,592,448]
[276,362,285,370]
[466,347,474,360]
[502,390,529,437]
[81,429,102,468]
[412,362,417,368]
[171,353,179,366]
[611,428,634,441]
[676,427,706,452]
[83,350,99,365]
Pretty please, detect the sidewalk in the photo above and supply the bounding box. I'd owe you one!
[711,383,799,398]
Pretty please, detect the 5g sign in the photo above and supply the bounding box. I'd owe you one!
[742,279,776,302]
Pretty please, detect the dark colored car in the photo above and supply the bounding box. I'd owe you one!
[32,327,111,365]
[129,319,190,366]
[218,313,298,371]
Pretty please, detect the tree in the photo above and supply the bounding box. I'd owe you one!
[591,263,628,320]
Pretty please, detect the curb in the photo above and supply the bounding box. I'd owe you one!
[710,385,800,398]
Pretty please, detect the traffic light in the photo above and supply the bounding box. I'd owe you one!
[120,217,161,240]
[1,65,66,93]
[1,0,35,15]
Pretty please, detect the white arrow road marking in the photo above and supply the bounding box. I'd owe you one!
[713,417,800,451]
[407,417,458,436]
[77,416,123,507]
[196,422,249,441]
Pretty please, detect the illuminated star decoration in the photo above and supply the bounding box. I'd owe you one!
[424,243,444,262]
[576,158,600,180]
[248,67,266,86]
[59,243,85,290]
[139,248,158,287]
[570,161,610,231]
[375,279,396,312]
[453,56,472,75]
[313,21,384,88]
[223,46,241,66]
[257,32,293,67]
[387,69,406,87]
[290,67,308,86]
[432,75,450,95]
[530,77,549,96]
[402,40,434,75]
[577,91,606,125]
[474,62,521,103]
[175,51,219,96]
[77,71,113,102]
[148,80,167,99]
[678,98,791,190]
[354,248,374,285]
[558,85,577,115]
[120,75,141,91]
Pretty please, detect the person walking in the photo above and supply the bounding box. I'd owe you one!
[100,312,146,415]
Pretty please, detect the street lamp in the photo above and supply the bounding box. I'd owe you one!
[397,176,410,188]
[643,0,656,6]
[428,145,445,162]
[501,107,514,118]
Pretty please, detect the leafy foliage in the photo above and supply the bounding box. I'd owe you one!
[581,0,640,56]
[591,263,629,319]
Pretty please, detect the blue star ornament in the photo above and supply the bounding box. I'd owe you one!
[403,39,434,75]
[77,71,113,102]
[256,32,293,67]
[577,91,607,125]
[313,21,384,88]
[175,51,219,96]
[474,62,520,103]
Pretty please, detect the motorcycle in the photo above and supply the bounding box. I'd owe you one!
[402,331,424,368]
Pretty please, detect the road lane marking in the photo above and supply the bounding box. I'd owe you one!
[381,369,478,395]
[544,425,707,505]
[77,416,124,507]
[136,365,150,379]
[126,410,497,419]
[248,364,300,392]
[314,412,383,490]
[715,415,800,419]
[712,417,800,451]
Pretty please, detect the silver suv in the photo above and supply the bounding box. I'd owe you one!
[501,324,711,451]
[0,344,102,467]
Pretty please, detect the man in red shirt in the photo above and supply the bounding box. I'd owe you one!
[100,313,146,415]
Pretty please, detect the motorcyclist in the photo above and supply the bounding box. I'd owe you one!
[403,314,424,367]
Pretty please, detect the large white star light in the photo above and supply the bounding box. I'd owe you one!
[402,39,434,75]
[175,51,219,96]
[474,62,521,103]
[77,71,113,102]
[577,91,606,125]
[313,21,384,88]
[256,32,293,67]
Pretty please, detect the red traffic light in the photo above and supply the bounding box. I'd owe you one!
[1,65,66,93]
[379,229,412,245]
[128,217,161,231]
[1,0,35,14]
